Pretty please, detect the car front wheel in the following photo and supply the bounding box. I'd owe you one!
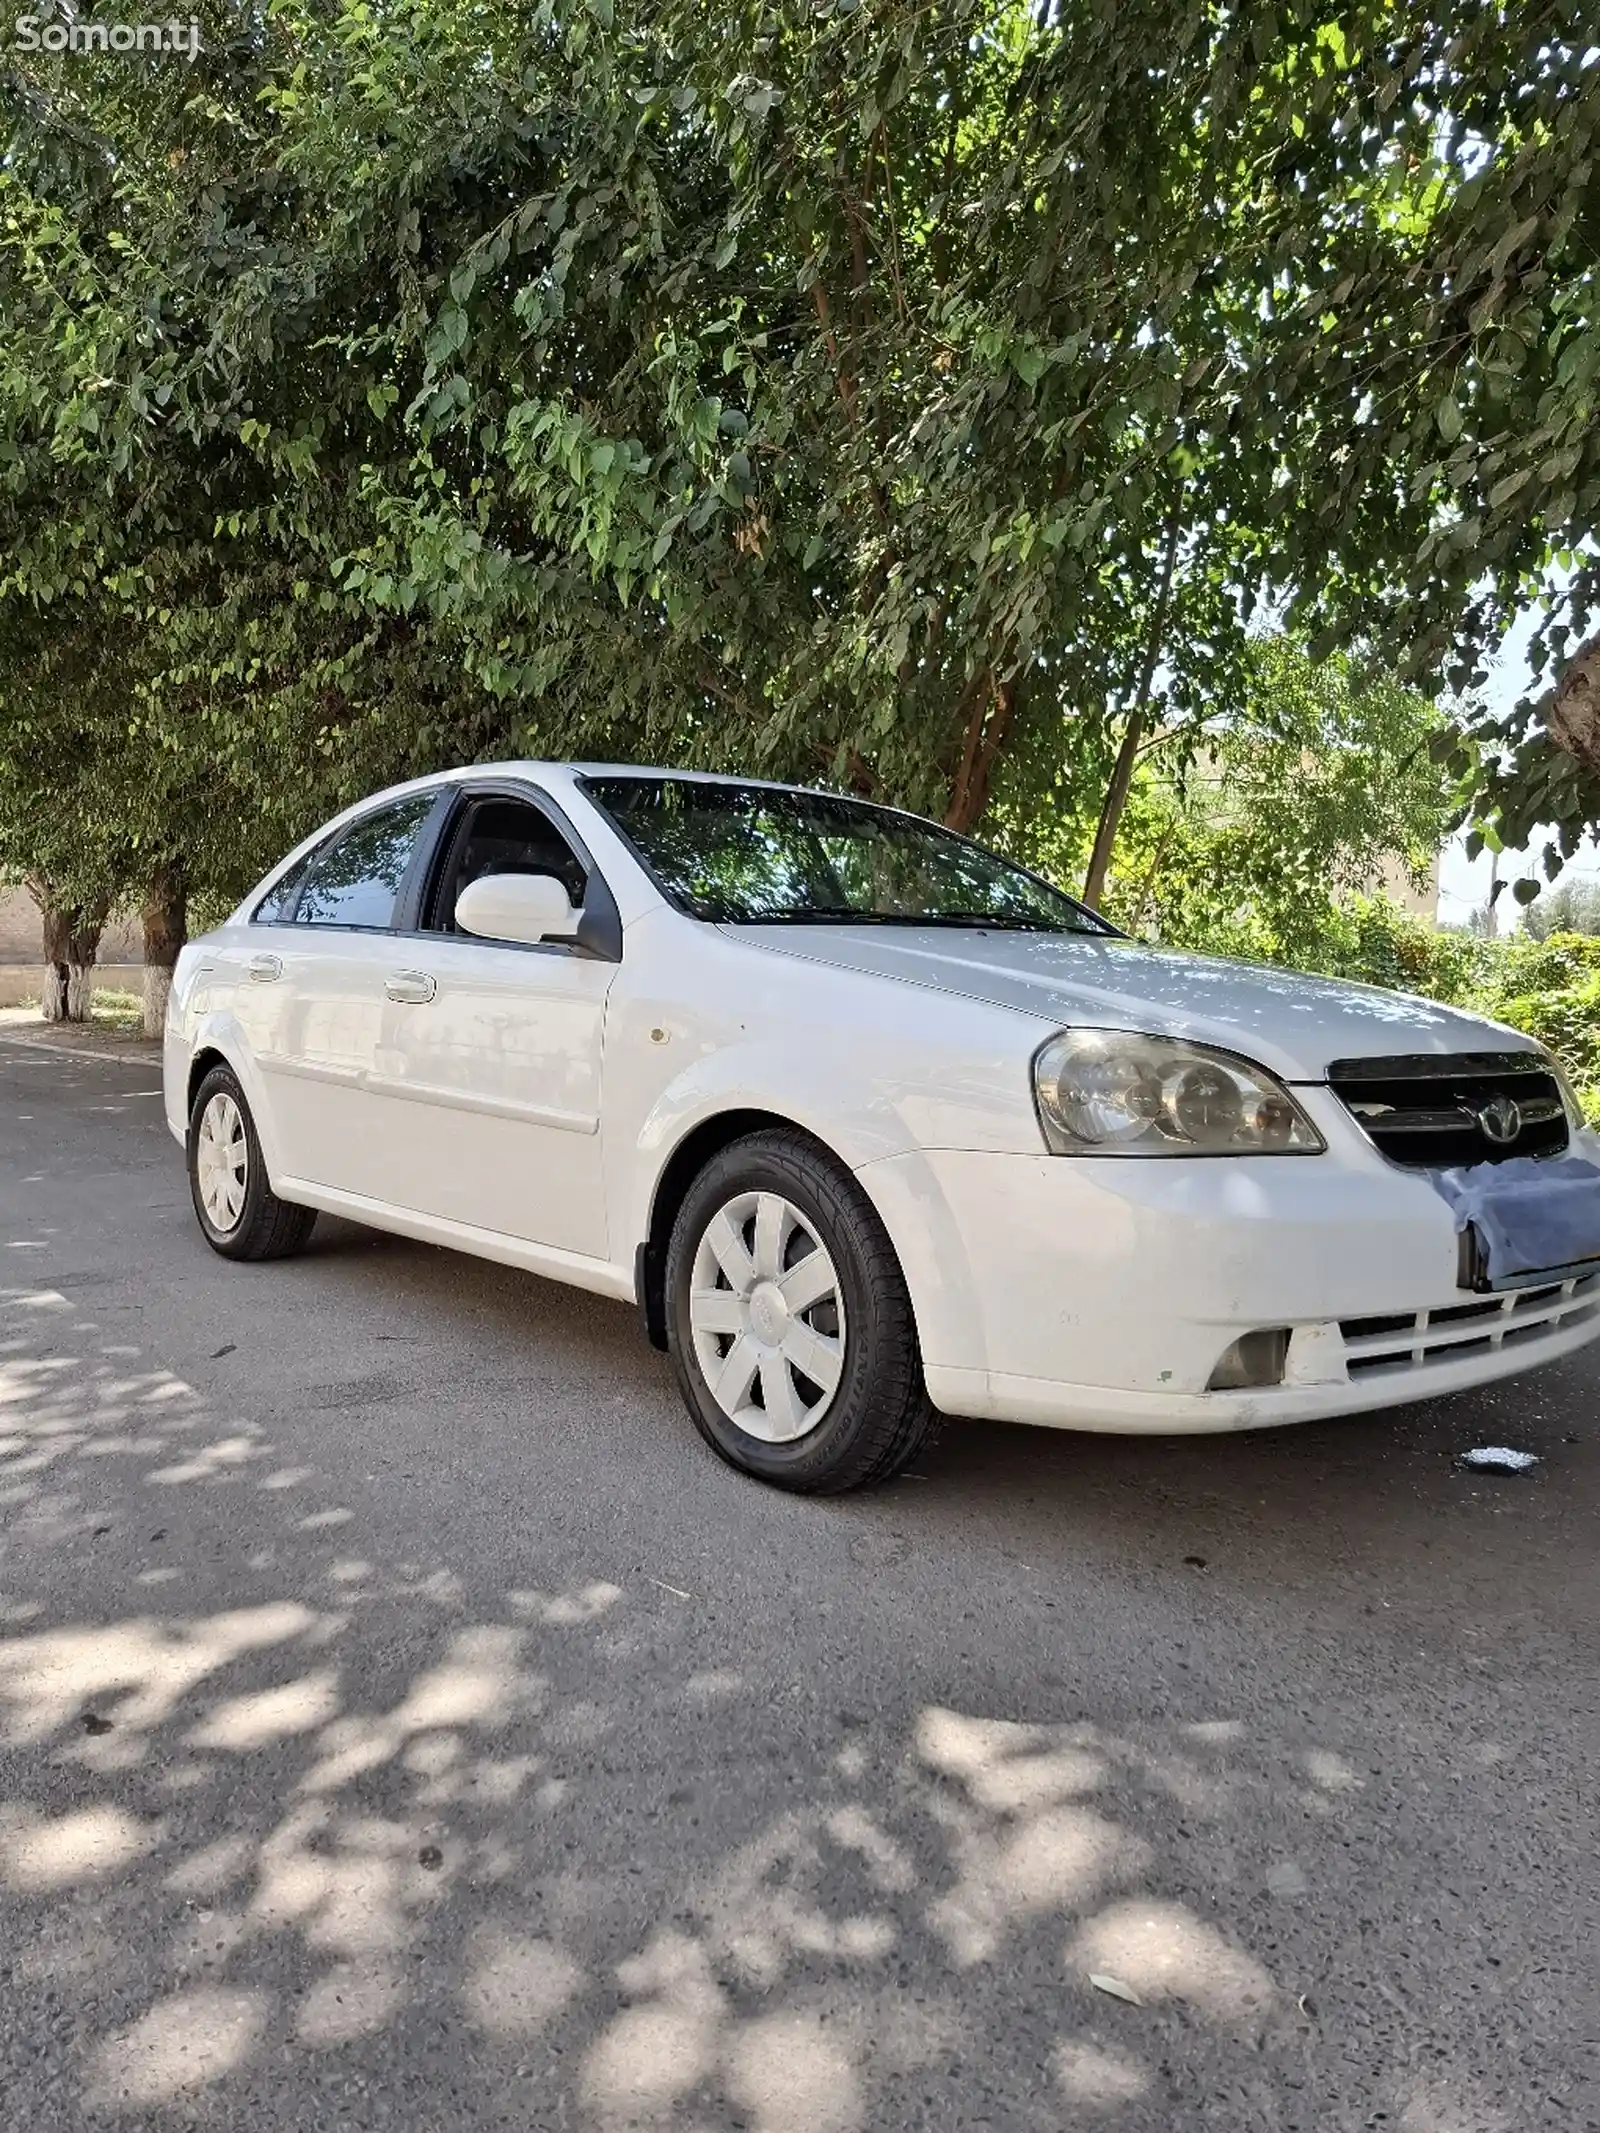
[188,1064,316,1262]
[665,1129,937,1492]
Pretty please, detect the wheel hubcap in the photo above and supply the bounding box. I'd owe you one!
[196,1092,248,1232]
[688,1190,846,1443]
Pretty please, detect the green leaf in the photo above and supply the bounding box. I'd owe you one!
[1488,466,1532,509]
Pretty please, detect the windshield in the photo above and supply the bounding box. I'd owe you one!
[583,776,1111,932]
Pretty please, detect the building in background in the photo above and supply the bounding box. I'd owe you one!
[1372,851,1440,923]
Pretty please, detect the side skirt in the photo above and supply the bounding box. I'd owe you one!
[276,1177,636,1305]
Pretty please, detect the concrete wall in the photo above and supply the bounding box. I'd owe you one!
[0,886,142,963]
[0,965,144,1008]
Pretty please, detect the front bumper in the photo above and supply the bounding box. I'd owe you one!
[856,1103,1600,1433]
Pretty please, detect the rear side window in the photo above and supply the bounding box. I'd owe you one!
[292,793,437,930]
[252,848,318,924]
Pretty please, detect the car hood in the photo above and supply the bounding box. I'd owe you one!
[730,925,1534,1081]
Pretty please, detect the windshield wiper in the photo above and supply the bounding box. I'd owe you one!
[719,909,1103,933]
[896,914,1095,933]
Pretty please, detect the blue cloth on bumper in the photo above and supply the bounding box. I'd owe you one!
[1431,1153,1600,1284]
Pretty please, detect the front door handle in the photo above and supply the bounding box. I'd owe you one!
[386,970,437,1005]
[247,953,282,983]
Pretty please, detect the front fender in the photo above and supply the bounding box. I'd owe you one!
[622,1043,988,1377]
[623,1036,910,1253]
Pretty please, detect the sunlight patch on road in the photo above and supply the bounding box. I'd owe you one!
[1302,1746,1365,1793]
[0,1604,320,1747]
[726,2010,863,2133]
[583,1932,723,2119]
[148,1430,268,1485]
[824,1804,916,1893]
[505,1580,624,1625]
[252,1807,411,1958]
[396,1626,527,1732]
[1397,2081,1518,2133]
[189,1670,341,1752]
[462,1926,583,2037]
[87,1985,267,2108]
[165,1832,255,1898]
[1069,1898,1276,2026]
[928,1804,1141,1967]
[0,1803,161,1891]
[916,1705,1107,1811]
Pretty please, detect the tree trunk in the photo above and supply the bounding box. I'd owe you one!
[944,670,1016,834]
[141,863,187,1039]
[1543,629,1600,776]
[1081,702,1150,914]
[35,892,107,1024]
[1081,493,1185,911]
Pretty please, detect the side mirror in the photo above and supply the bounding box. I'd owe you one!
[454,872,581,946]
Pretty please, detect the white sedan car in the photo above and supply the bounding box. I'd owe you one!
[165,763,1600,1491]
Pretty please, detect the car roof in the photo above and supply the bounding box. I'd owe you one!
[462,761,848,798]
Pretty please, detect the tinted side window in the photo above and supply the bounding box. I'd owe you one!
[293,794,437,930]
[426,796,588,933]
[252,847,319,924]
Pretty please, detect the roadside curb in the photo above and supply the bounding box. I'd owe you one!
[0,1030,163,1068]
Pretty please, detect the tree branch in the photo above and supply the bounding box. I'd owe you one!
[1081,489,1186,908]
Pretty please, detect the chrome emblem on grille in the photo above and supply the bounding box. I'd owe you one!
[1477,1094,1523,1146]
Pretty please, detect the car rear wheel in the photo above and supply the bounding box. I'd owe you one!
[188,1064,316,1261]
[665,1129,938,1492]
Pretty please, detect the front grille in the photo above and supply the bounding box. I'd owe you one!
[1327,1051,1568,1168]
[1339,1273,1600,1377]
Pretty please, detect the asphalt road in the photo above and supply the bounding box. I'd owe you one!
[0,1038,1595,2133]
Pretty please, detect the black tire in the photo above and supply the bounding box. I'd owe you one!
[187,1063,316,1262]
[665,1128,939,1493]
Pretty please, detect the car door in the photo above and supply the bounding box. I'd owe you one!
[249,789,446,1198]
[363,784,619,1260]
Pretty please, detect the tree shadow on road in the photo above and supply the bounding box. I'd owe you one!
[0,1257,1582,2131]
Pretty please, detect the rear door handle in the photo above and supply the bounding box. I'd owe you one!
[386,970,437,1005]
[247,953,282,983]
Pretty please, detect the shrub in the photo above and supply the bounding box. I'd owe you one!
[1471,933,1600,1121]
[1303,894,1486,1003]
[1254,899,1600,1126]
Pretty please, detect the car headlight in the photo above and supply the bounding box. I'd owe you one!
[1032,1029,1325,1156]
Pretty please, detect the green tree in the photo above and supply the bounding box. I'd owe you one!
[995,638,1456,964]
[1219,5,1600,881]
[0,2,1453,823]
[0,586,367,1027]
[1522,874,1600,942]
[0,606,125,1018]
[2,0,1596,875]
